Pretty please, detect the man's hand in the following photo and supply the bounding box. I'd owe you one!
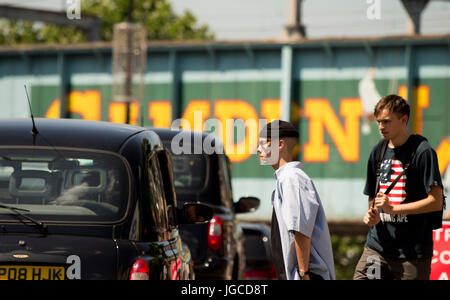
[300,274,310,280]
[363,207,381,226]
[445,209,450,221]
[374,192,394,214]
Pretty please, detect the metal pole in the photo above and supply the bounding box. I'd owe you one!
[280,45,293,122]
[401,0,430,35]
[169,51,181,120]
[125,0,134,124]
[405,44,417,133]
[282,0,305,40]
[57,53,69,118]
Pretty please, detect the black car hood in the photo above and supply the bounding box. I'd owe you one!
[0,233,120,280]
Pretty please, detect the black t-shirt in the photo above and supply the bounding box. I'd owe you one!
[363,135,443,259]
[271,208,286,280]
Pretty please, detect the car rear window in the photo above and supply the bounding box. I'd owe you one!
[0,147,129,223]
[171,154,208,191]
[162,140,214,202]
[162,139,209,192]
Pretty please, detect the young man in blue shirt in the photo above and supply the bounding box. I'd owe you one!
[257,120,335,280]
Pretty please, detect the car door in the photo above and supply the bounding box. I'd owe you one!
[217,154,238,266]
[157,149,192,280]
[221,154,246,279]
[144,151,176,280]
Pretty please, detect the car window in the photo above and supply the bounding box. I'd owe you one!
[163,140,209,193]
[157,150,177,228]
[171,154,208,192]
[147,152,169,231]
[218,154,233,209]
[0,148,129,223]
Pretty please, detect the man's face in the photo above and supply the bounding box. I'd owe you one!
[257,137,279,166]
[376,108,407,140]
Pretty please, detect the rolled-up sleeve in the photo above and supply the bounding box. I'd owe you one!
[278,173,319,238]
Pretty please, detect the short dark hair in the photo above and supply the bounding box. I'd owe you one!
[374,94,410,122]
[259,120,299,139]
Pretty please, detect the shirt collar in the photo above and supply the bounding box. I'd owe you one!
[274,161,303,179]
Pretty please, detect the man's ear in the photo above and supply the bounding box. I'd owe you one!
[402,115,409,126]
[398,113,409,126]
[279,139,285,150]
[291,141,300,158]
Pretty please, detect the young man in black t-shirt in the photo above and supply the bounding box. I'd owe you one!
[354,95,444,280]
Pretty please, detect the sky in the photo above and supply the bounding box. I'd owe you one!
[0,0,449,40]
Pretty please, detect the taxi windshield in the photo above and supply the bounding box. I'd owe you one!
[0,148,129,223]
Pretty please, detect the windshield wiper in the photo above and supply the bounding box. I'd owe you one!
[0,203,47,233]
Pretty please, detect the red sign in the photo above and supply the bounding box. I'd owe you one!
[431,221,450,280]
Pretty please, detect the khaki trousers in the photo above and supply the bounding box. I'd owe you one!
[353,247,431,280]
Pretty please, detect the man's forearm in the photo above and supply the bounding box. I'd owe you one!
[294,231,311,275]
[391,185,443,215]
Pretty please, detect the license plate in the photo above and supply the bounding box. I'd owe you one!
[0,265,65,280]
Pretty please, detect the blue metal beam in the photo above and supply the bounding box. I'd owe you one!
[280,45,293,122]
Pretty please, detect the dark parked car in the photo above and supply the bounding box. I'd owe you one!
[152,128,260,280]
[0,118,212,280]
[241,222,276,280]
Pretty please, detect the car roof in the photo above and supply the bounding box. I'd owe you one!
[150,127,224,152]
[0,118,147,152]
[240,222,271,236]
[151,128,214,141]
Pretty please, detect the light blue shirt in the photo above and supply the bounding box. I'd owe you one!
[272,161,335,280]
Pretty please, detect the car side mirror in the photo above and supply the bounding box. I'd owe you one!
[234,196,260,214]
[178,202,214,224]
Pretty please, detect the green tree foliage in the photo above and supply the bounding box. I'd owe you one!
[331,234,366,280]
[0,0,214,45]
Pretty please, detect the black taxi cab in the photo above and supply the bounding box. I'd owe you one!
[153,128,260,280]
[0,118,212,280]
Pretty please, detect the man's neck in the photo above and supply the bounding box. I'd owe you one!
[389,130,411,148]
[272,156,292,170]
